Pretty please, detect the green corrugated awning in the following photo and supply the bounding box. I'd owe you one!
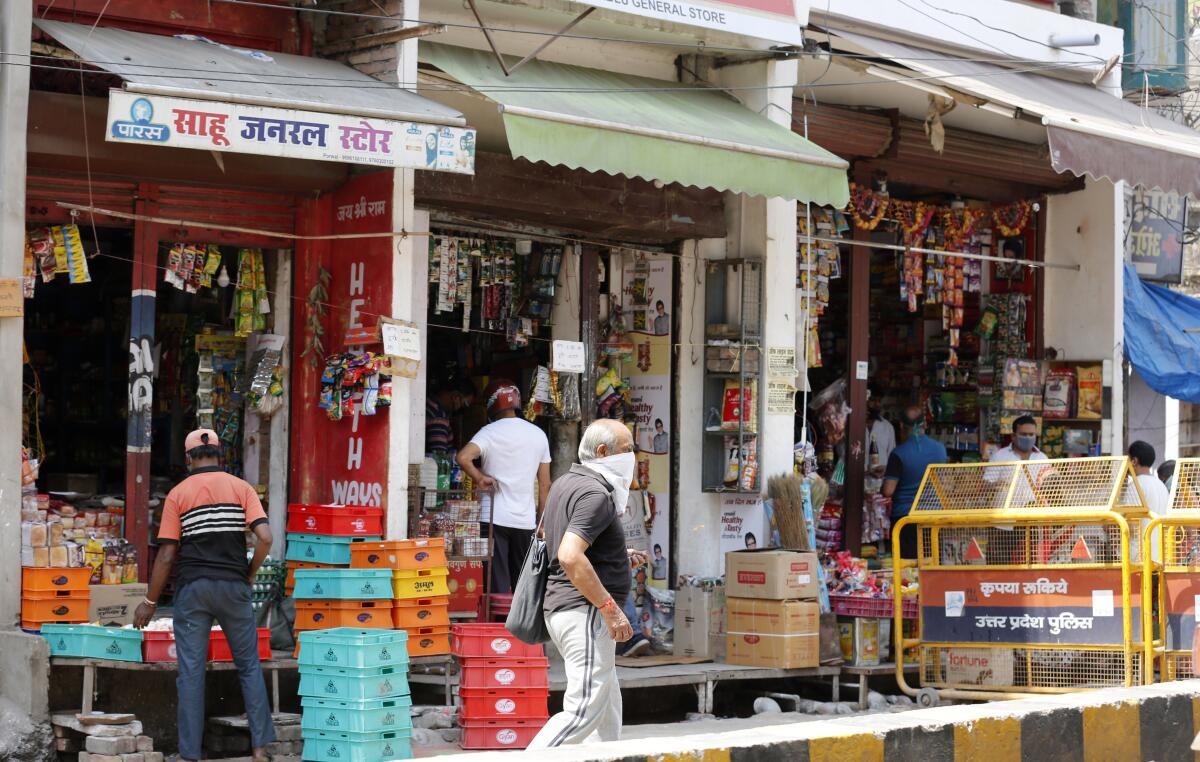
[420,44,849,205]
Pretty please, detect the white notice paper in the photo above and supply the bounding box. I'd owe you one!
[552,340,587,373]
[381,320,421,361]
[1092,590,1114,617]
[945,591,965,618]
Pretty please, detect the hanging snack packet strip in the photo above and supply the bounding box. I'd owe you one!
[62,224,91,285]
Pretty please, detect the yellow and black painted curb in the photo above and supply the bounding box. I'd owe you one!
[466,681,1200,762]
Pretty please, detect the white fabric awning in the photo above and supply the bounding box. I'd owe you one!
[832,30,1200,198]
[36,19,465,126]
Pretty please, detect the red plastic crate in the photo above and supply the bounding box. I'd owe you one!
[460,718,546,750]
[453,624,543,659]
[459,688,549,721]
[828,594,919,620]
[208,628,272,662]
[459,658,549,690]
[287,504,384,537]
[143,631,180,662]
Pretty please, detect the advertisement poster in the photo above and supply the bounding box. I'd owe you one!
[920,569,1142,645]
[718,495,768,575]
[622,251,672,591]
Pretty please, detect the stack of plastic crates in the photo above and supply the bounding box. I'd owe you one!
[21,568,91,632]
[284,504,383,598]
[893,456,1149,704]
[286,504,386,645]
[351,538,452,657]
[453,623,548,750]
[298,628,413,761]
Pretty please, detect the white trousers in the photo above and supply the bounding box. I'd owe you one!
[527,606,622,748]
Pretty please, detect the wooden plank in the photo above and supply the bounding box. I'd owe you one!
[842,662,918,675]
[842,224,871,557]
[76,713,135,725]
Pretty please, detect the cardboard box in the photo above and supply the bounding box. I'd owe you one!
[88,583,148,627]
[724,550,820,600]
[725,631,818,668]
[726,598,819,636]
[944,647,1014,686]
[674,586,727,660]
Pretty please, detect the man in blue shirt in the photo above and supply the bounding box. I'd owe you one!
[882,406,947,559]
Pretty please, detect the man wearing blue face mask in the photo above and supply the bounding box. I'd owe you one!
[883,406,948,559]
[990,415,1049,464]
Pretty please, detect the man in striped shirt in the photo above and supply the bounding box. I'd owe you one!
[133,429,275,762]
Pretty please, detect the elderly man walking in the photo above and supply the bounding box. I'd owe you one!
[528,419,645,748]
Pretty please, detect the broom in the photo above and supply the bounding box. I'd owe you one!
[768,473,810,551]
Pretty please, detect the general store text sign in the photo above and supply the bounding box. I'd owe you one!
[577,0,804,44]
[105,90,476,174]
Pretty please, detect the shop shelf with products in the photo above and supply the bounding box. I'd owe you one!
[700,258,764,493]
[1040,359,1109,458]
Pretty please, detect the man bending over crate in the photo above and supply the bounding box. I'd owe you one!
[134,429,276,762]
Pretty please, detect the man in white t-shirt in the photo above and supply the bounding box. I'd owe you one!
[457,381,552,594]
[1130,440,1170,563]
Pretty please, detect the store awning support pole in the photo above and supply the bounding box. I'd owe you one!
[0,0,31,628]
[126,184,160,582]
[807,234,1081,271]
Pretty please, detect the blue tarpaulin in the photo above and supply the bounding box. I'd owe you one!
[1123,262,1200,403]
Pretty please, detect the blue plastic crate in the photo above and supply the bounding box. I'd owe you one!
[298,665,410,701]
[301,696,413,734]
[285,534,382,565]
[293,569,393,601]
[41,625,143,663]
[298,628,409,669]
[301,729,412,762]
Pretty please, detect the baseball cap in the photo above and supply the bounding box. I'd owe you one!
[184,428,220,453]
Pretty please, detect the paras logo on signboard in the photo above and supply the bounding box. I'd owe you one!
[111,98,170,142]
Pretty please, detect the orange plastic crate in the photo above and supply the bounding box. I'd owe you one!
[22,594,90,624]
[404,626,451,657]
[351,539,447,571]
[392,597,450,629]
[295,600,393,631]
[21,568,91,596]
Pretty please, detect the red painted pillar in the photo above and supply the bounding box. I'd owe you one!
[126,184,159,581]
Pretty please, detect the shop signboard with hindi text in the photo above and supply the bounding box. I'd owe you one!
[105,90,476,174]
[1162,575,1200,651]
[575,0,805,45]
[1125,186,1186,284]
[920,569,1142,645]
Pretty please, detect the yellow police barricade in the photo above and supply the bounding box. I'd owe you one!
[892,457,1148,706]
[1143,457,1200,683]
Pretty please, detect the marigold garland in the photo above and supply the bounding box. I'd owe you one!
[892,199,936,246]
[941,207,984,250]
[992,200,1033,238]
[847,182,889,230]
